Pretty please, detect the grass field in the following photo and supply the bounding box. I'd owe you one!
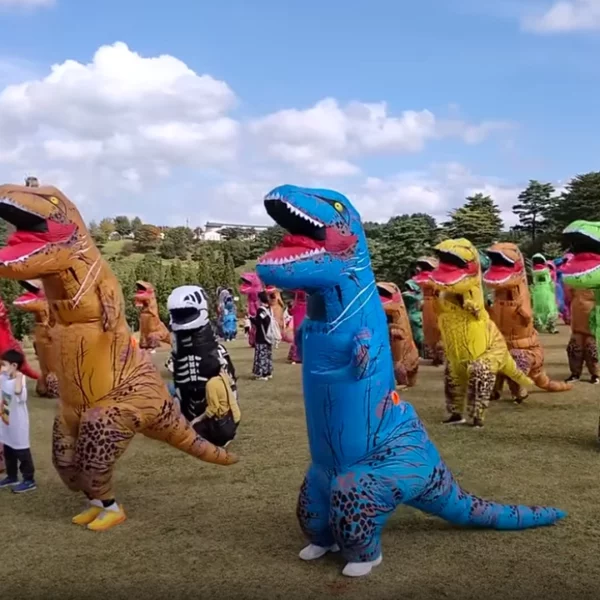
[4,326,600,600]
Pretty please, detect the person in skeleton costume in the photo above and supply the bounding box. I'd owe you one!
[167,285,240,446]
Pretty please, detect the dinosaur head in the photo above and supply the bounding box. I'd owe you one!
[412,256,438,286]
[0,184,84,280]
[429,238,480,294]
[134,281,156,307]
[239,272,262,295]
[561,220,600,289]
[13,279,46,313]
[530,253,553,285]
[377,281,402,304]
[483,242,525,289]
[256,185,362,290]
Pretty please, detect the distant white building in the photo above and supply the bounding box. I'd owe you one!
[201,221,269,242]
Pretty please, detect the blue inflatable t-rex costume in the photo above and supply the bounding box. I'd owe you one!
[256,185,565,578]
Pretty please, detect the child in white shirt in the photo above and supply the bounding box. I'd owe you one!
[0,349,36,493]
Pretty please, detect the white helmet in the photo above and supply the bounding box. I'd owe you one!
[167,285,209,331]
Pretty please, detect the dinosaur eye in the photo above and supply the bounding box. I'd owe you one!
[48,196,59,205]
[333,201,344,212]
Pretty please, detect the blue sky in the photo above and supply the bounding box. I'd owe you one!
[0,0,597,227]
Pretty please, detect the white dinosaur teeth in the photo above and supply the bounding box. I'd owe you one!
[284,202,323,227]
[258,247,325,265]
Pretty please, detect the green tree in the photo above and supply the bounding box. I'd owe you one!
[159,226,193,260]
[252,225,285,255]
[542,241,563,259]
[99,217,115,238]
[131,216,143,235]
[549,172,600,233]
[114,215,132,236]
[222,248,237,290]
[512,180,555,241]
[373,213,439,285]
[134,224,161,252]
[88,220,107,247]
[444,193,503,247]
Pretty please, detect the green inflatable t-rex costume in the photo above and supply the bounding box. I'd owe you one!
[530,253,559,334]
[402,279,424,356]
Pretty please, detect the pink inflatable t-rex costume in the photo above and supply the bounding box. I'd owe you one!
[239,272,263,347]
[287,291,307,363]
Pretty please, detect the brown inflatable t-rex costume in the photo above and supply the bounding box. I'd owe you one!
[265,285,285,331]
[13,280,59,398]
[483,242,572,400]
[377,282,419,388]
[134,281,170,350]
[0,183,237,531]
[566,288,599,382]
[412,256,444,365]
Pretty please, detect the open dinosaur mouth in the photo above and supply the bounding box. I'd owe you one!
[376,284,396,304]
[430,250,478,285]
[239,276,257,293]
[561,232,600,277]
[258,197,356,266]
[0,198,77,264]
[14,281,42,305]
[413,260,436,284]
[483,251,521,284]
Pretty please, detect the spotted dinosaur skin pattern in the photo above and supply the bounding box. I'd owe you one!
[239,272,263,347]
[13,280,59,397]
[256,185,565,575]
[0,184,237,507]
[413,256,444,366]
[566,288,599,378]
[134,281,170,350]
[377,282,419,388]
[483,243,572,399]
[430,239,533,423]
[530,254,559,334]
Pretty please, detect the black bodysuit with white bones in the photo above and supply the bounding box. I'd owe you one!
[167,285,238,427]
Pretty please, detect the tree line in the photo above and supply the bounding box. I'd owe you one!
[0,170,597,339]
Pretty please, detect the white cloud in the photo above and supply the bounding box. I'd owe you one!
[249,98,511,177]
[522,0,600,32]
[0,41,518,226]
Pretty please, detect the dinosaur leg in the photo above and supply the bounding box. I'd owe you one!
[432,342,444,367]
[491,374,505,400]
[46,373,60,398]
[566,333,584,380]
[73,405,137,531]
[466,359,496,427]
[407,366,419,387]
[583,334,599,380]
[52,411,81,494]
[297,464,339,561]
[35,375,48,397]
[393,361,409,388]
[548,315,559,334]
[443,363,467,423]
[329,461,426,577]
[505,350,531,403]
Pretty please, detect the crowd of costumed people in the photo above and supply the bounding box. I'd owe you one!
[4,178,600,577]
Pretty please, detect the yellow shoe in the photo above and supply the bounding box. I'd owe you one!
[87,506,127,532]
[72,506,104,526]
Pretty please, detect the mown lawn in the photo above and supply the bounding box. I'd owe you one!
[3,326,599,600]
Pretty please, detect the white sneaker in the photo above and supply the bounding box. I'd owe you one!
[342,554,382,577]
[298,543,340,561]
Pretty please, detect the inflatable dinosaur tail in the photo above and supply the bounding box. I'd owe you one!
[21,361,40,380]
[532,371,573,392]
[144,403,238,466]
[500,355,533,389]
[411,467,565,530]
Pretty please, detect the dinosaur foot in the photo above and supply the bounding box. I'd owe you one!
[298,543,340,561]
[342,555,383,578]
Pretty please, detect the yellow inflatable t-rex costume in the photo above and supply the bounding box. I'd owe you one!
[134,281,171,350]
[0,183,238,531]
[429,238,532,427]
